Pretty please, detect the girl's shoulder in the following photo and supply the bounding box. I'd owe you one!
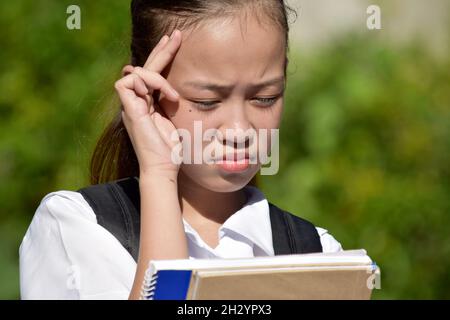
[30,186,343,254]
[33,189,97,223]
[20,189,135,299]
[20,190,100,258]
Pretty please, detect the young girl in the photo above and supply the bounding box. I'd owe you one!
[19,0,343,300]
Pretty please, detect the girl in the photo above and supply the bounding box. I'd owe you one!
[19,0,343,300]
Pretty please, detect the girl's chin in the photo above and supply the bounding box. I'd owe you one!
[179,163,259,191]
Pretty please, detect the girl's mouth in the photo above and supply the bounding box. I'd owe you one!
[215,158,250,172]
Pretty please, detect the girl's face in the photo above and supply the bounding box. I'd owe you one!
[159,14,286,192]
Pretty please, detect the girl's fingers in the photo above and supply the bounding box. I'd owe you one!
[122,64,135,76]
[122,31,171,78]
[145,29,181,74]
[115,74,153,119]
[151,110,179,149]
[134,75,148,97]
[144,35,170,68]
[114,74,138,104]
[132,67,179,101]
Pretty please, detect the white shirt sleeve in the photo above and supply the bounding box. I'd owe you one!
[19,191,137,300]
[316,227,344,253]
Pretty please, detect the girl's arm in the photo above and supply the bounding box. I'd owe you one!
[113,29,187,300]
[128,171,188,300]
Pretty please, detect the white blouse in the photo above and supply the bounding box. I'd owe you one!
[19,185,343,300]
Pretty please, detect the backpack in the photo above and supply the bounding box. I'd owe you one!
[77,176,322,261]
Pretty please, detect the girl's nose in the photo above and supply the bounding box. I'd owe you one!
[219,122,254,148]
[216,101,255,147]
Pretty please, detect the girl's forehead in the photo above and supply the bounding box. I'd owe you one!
[180,14,283,51]
[169,17,285,82]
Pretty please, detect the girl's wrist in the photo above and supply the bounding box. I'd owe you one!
[139,168,178,185]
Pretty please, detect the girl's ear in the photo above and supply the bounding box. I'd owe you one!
[122,64,135,77]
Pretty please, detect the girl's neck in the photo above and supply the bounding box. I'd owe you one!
[177,171,248,226]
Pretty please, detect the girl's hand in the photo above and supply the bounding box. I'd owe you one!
[114,30,182,178]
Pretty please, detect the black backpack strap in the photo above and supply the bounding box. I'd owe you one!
[77,176,141,261]
[268,202,323,254]
[77,176,322,261]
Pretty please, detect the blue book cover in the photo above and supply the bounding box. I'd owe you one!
[151,270,193,300]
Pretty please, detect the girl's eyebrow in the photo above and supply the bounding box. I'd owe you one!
[182,76,285,92]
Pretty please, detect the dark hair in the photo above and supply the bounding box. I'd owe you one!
[89,0,297,185]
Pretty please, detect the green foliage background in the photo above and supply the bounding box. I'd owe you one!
[1,1,449,299]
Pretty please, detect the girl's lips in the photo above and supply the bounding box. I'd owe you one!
[215,158,250,172]
[221,152,249,161]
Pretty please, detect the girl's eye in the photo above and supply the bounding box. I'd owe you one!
[192,100,219,111]
[191,94,282,111]
[252,95,280,107]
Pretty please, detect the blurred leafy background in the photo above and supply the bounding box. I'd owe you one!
[0,0,449,299]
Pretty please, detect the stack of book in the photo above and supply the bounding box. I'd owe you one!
[140,249,380,300]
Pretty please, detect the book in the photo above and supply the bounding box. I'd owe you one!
[140,249,380,300]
